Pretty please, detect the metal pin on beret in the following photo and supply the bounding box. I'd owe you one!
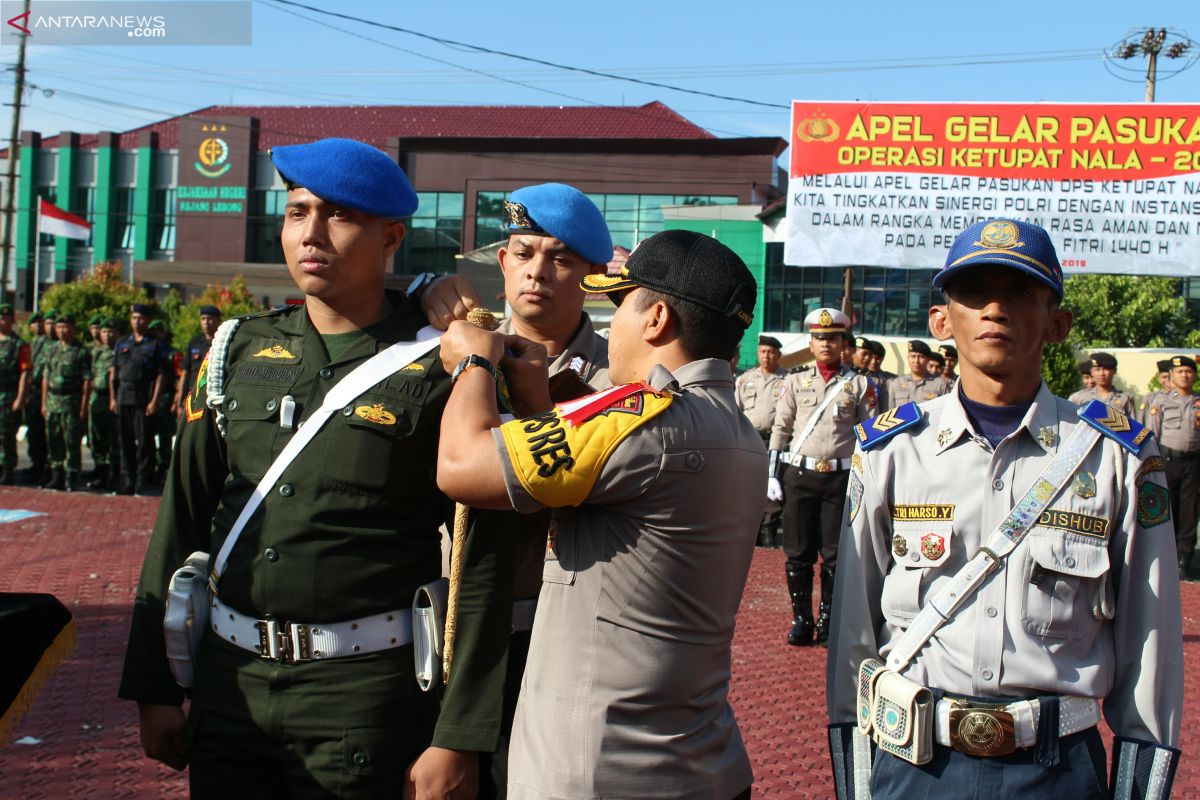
[933,218,1064,301]
[938,344,957,359]
[270,138,418,218]
[855,336,872,349]
[1090,352,1118,369]
[907,339,933,356]
[580,229,757,328]
[503,183,613,265]
[1171,355,1197,370]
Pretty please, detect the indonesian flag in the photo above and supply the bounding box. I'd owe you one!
[39,198,91,241]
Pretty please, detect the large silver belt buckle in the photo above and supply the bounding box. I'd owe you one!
[948,701,1016,756]
[814,458,834,473]
[255,619,312,663]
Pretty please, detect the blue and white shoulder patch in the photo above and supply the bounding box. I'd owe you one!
[1077,398,1152,455]
[855,402,923,450]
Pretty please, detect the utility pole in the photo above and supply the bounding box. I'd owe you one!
[1108,27,1195,102]
[1,0,30,307]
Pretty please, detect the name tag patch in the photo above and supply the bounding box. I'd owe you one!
[1036,509,1110,540]
[891,504,954,521]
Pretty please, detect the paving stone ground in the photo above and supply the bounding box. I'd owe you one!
[0,485,1197,798]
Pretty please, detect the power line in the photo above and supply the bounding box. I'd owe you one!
[261,0,789,110]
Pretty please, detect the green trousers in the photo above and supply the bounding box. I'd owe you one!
[46,404,83,472]
[89,394,117,468]
[187,635,438,800]
[0,404,18,470]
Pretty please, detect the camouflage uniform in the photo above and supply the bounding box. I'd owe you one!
[23,329,49,480]
[0,334,30,477]
[89,343,117,479]
[43,340,92,480]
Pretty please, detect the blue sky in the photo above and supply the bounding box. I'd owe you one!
[3,0,1198,145]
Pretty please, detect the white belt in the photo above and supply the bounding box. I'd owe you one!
[211,596,413,664]
[935,695,1101,751]
[780,453,852,472]
[512,597,538,633]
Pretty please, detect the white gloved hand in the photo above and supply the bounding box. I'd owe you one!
[767,476,784,502]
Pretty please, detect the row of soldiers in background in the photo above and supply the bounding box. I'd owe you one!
[1067,351,1200,579]
[0,303,221,493]
[735,325,955,647]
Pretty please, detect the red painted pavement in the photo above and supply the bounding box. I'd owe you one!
[0,486,1196,798]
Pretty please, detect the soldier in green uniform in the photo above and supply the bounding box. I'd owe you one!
[119,137,505,799]
[87,313,103,348]
[147,319,178,484]
[21,311,48,483]
[0,304,31,484]
[41,314,92,491]
[87,318,119,490]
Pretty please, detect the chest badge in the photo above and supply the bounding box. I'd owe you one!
[892,535,908,557]
[920,533,945,561]
[401,362,425,373]
[802,375,813,388]
[937,428,954,447]
[1037,426,1057,448]
[253,344,296,360]
[354,403,397,425]
[1072,471,1097,499]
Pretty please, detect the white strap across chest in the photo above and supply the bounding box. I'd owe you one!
[209,326,442,587]
[788,373,850,456]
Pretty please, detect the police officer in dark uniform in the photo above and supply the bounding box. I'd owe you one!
[176,304,221,415]
[147,319,178,483]
[0,304,31,484]
[119,138,506,800]
[109,303,167,495]
[21,311,49,484]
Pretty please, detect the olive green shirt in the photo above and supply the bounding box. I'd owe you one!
[118,293,505,749]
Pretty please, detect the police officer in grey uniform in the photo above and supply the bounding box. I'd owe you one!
[1068,352,1135,417]
[827,218,1182,800]
[769,308,875,646]
[436,228,762,800]
[737,334,787,546]
[1140,354,1200,578]
[887,340,950,406]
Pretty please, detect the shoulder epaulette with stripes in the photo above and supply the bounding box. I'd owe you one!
[855,402,923,450]
[1077,398,1152,455]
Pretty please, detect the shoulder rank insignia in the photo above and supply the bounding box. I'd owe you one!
[1077,399,1151,455]
[855,402,923,450]
[499,383,672,508]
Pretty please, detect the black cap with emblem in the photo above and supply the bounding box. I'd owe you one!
[581,230,757,329]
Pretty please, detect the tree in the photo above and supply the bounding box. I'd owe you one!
[1043,274,1200,396]
[163,276,260,351]
[39,262,151,337]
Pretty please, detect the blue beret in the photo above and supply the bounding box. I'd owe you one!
[933,218,1063,300]
[198,305,221,316]
[270,138,418,218]
[504,183,612,265]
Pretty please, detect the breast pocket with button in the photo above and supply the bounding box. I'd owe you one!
[881,520,953,622]
[1021,529,1111,640]
[222,387,282,480]
[326,386,425,493]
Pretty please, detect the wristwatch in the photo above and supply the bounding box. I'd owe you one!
[405,272,440,298]
[451,354,497,384]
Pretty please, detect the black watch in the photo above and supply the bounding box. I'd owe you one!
[451,354,497,384]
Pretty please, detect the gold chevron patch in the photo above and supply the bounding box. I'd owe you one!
[872,408,903,431]
[1094,407,1131,432]
[253,344,296,360]
[401,363,425,373]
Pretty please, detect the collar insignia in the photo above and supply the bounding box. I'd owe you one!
[1037,426,1057,448]
[937,428,953,447]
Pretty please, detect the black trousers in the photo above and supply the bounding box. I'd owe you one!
[781,464,848,570]
[117,405,155,487]
[1164,452,1200,563]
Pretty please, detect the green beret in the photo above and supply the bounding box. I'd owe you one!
[43,309,57,321]
[147,320,165,332]
[28,312,40,323]
[0,304,13,316]
[100,317,117,330]
[88,313,103,326]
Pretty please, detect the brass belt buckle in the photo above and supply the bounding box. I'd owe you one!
[948,701,1017,756]
[814,458,833,473]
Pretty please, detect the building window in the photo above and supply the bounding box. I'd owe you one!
[114,187,136,249]
[762,243,939,337]
[473,191,738,252]
[152,188,176,253]
[400,191,463,273]
[73,186,96,248]
[248,188,287,264]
